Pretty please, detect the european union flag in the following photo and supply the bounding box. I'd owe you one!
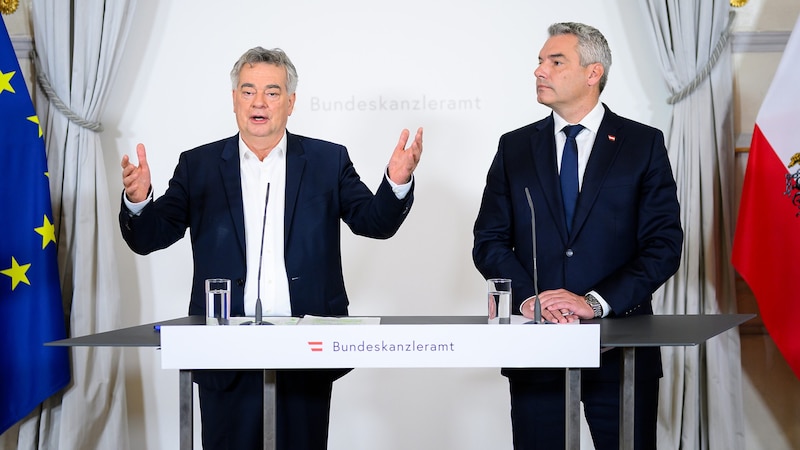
[0,19,70,434]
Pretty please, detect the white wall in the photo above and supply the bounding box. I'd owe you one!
[99,1,670,448]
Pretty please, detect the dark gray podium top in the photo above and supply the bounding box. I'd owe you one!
[48,314,755,349]
[584,314,755,347]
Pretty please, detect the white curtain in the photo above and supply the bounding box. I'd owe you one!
[643,2,745,449]
[0,1,137,448]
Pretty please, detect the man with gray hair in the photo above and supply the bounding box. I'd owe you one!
[473,22,682,449]
[120,46,423,449]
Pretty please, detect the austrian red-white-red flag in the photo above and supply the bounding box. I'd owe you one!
[733,16,800,379]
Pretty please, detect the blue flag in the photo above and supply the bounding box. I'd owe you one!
[0,19,70,434]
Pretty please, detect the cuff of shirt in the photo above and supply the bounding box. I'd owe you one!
[123,188,153,216]
[385,167,413,200]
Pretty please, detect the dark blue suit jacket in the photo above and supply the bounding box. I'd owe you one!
[120,132,413,319]
[473,105,682,381]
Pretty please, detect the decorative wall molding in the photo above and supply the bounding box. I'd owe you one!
[10,34,33,60]
[732,31,789,53]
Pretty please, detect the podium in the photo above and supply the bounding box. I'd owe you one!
[49,313,752,450]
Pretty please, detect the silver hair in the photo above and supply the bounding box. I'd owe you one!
[548,22,612,93]
[230,47,299,94]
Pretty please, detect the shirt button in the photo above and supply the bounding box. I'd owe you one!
[565,249,574,257]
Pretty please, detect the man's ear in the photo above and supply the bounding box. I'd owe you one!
[587,63,604,88]
[288,92,296,116]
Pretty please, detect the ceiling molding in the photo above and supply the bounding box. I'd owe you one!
[10,35,33,60]
[732,31,789,53]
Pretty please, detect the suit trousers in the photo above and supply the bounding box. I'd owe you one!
[198,369,349,450]
[508,370,659,450]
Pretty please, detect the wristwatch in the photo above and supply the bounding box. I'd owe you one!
[585,293,603,318]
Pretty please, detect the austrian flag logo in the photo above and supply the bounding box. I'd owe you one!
[308,341,323,352]
[784,152,800,216]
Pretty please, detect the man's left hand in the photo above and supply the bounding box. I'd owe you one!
[388,127,423,184]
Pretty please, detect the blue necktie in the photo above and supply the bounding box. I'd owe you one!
[560,124,584,234]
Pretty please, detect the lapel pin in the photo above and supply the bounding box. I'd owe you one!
[608,135,616,142]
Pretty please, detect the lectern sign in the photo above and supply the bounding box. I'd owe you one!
[160,323,600,369]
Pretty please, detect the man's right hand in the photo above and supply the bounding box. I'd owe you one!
[121,143,151,203]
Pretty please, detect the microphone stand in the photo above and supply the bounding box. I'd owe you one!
[525,187,546,324]
[254,183,270,325]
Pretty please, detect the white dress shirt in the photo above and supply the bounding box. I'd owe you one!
[239,134,291,316]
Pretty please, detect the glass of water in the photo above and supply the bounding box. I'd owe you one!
[487,278,512,324]
[205,278,231,325]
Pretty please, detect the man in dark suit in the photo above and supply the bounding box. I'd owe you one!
[119,47,422,450]
[472,22,682,450]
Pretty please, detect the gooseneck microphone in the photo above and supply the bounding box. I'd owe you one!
[524,187,544,324]
[254,182,270,325]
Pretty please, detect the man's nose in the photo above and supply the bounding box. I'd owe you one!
[253,92,268,106]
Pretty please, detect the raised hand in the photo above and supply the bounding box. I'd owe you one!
[120,143,152,203]
[387,127,423,185]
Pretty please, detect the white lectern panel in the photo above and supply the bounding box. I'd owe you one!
[161,323,599,369]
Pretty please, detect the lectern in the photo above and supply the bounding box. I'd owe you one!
[49,313,752,450]
[161,316,598,450]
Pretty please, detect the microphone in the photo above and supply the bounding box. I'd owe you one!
[524,187,545,324]
[254,182,270,325]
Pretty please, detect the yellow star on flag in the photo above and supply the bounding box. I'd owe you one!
[0,69,15,94]
[34,215,57,249]
[27,115,42,138]
[1,257,32,290]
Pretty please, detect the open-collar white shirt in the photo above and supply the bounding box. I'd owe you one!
[239,133,291,316]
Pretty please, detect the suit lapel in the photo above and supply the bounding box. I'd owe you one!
[530,116,569,242]
[572,106,623,235]
[220,136,247,252]
[284,131,307,243]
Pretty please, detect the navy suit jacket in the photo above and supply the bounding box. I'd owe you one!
[473,105,682,381]
[120,132,413,319]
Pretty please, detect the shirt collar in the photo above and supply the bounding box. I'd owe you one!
[239,132,287,162]
[552,101,605,136]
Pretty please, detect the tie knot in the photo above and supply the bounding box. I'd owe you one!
[563,124,584,139]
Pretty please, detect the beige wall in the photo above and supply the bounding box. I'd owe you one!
[2,0,33,96]
[1,1,30,35]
